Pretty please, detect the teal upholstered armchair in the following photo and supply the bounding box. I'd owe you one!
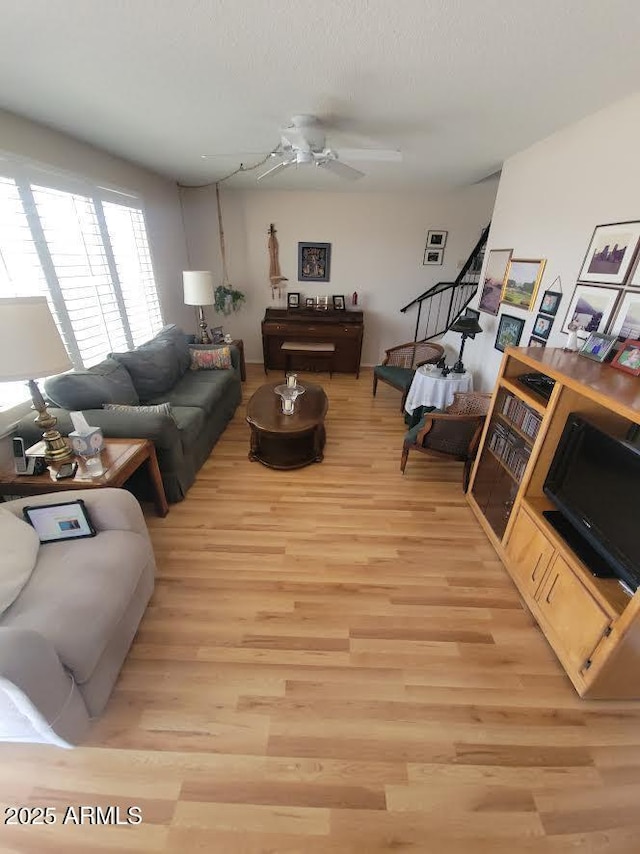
[372,340,444,412]
[401,392,492,490]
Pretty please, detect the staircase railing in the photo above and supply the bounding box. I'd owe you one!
[401,224,490,342]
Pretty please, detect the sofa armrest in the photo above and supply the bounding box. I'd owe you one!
[0,628,90,745]
[2,488,150,540]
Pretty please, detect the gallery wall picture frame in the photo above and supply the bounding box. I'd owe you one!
[579,331,617,363]
[611,338,640,376]
[528,336,546,348]
[629,257,640,288]
[332,295,346,310]
[578,220,640,285]
[287,292,301,308]
[532,314,553,340]
[298,242,331,282]
[501,258,546,311]
[539,290,562,317]
[423,248,443,265]
[494,313,525,352]
[609,291,640,341]
[478,248,512,316]
[561,283,620,335]
[426,229,448,249]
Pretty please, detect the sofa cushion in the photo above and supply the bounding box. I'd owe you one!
[1,530,150,684]
[44,358,139,410]
[111,339,180,401]
[171,406,206,451]
[0,509,40,616]
[146,368,236,415]
[155,325,192,376]
[189,346,232,371]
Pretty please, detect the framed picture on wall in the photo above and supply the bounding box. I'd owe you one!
[528,336,546,348]
[423,248,443,265]
[578,220,640,285]
[494,313,525,352]
[609,291,640,341]
[561,284,620,335]
[532,314,553,340]
[298,242,331,282]
[539,290,562,317]
[426,229,448,249]
[478,248,512,316]
[501,258,546,311]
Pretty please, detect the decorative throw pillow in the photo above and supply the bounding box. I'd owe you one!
[103,402,172,416]
[189,346,232,371]
[44,357,139,409]
[0,508,40,616]
[110,339,180,400]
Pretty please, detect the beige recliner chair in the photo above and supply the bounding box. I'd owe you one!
[0,488,155,747]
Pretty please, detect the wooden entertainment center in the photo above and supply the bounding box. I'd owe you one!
[468,347,640,698]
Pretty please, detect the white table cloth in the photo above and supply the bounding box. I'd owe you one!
[404,366,473,414]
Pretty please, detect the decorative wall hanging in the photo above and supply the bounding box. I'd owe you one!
[501,258,546,311]
[561,284,620,335]
[423,248,443,265]
[578,221,640,285]
[539,290,562,317]
[532,314,553,340]
[267,223,288,300]
[298,242,331,282]
[609,291,640,341]
[478,249,512,315]
[426,229,448,249]
[494,313,525,352]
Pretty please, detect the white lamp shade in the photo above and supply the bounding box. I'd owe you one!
[183,271,215,306]
[0,296,72,381]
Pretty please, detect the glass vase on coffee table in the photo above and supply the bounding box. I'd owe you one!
[274,380,306,416]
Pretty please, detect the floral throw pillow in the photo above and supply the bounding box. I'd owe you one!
[189,346,231,371]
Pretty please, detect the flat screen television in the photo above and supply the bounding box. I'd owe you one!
[543,414,640,593]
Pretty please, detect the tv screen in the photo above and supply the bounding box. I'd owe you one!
[543,414,640,591]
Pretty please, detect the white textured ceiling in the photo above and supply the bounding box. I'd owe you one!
[2,1,640,191]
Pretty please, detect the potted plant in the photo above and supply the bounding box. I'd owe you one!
[214,284,245,316]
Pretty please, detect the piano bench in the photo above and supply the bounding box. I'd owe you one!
[281,341,336,377]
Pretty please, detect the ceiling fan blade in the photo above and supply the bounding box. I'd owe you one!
[257,159,295,182]
[317,159,365,181]
[335,148,402,162]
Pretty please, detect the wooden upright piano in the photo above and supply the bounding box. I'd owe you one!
[262,307,364,377]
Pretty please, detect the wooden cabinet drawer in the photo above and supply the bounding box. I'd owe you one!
[505,509,554,600]
[537,554,611,674]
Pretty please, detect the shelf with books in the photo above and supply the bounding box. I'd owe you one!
[498,390,543,444]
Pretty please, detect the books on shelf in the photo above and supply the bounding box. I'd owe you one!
[488,421,532,483]
[500,392,542,440]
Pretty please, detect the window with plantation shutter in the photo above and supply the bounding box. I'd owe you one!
[0,166,163,411]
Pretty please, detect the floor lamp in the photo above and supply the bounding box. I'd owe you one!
[183,271,214,344]
[0,296,74,461]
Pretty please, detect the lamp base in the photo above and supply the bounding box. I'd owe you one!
[29,379,74,462]
[452,360,465,374]
[197,306,212,344]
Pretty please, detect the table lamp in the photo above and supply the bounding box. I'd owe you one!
[0,296,74,461]
[183,270,214,344]
[450,315,483,374]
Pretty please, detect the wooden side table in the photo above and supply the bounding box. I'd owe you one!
[0,438,169,517]
[229,338,246,381]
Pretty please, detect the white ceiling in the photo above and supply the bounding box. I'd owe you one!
[2,1,640,191]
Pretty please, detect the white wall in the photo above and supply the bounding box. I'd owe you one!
[452,91,640,391]
[181,182,498,365]
[0,109,190,329]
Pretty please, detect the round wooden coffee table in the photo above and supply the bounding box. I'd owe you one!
[246,381,328,469]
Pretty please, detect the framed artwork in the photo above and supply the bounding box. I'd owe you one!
[532,314,553,340]
[210,325,224,344]
[332,295,346,310]
[539,290,562,317]
[561,284,620,335]
[494,313,525,352]
[305,297,315,307]
[298,242,331,282]
[501,258,546,310]
[287,292,301,308]
[478,249,512,315]
[609,291,640,341]
[579,331,617,363]
[528,336,546,348]
[316,295,329,310]
[423,248,443,265]
[426,229,448,249]
[578,221,640,285]
[629,258,640,288]
[611,338,640,376]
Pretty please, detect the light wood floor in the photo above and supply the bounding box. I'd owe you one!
[2,366,640,853]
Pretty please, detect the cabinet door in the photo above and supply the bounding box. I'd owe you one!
[537,554,611,674]
[505,509,554,601]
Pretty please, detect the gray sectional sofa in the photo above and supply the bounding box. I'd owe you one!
[13,325,242,503]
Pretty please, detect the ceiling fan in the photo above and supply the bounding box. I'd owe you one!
[257,115,402,182]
